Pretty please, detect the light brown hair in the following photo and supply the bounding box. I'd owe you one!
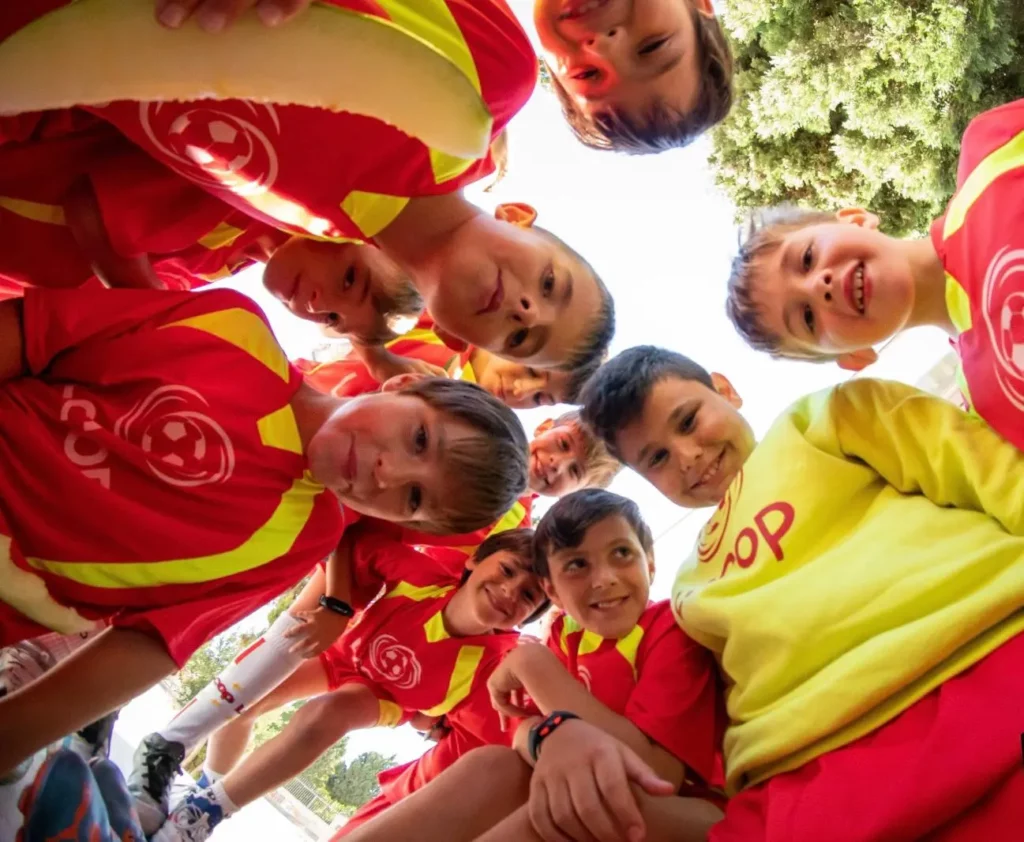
[553,409,621,489]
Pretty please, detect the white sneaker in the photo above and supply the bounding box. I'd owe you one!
[152,787,228,842]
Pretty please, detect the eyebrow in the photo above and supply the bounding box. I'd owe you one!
[562,273,574,308]
[426,423,447,519]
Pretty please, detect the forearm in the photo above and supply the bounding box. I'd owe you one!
[0,627,174,775]
[0,299,26,382]
[324,537,355,604]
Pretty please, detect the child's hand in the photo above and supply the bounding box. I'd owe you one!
[283,607,350,658]
[528,719,674,842]
[155,0,311,32]
[488,646,544,730]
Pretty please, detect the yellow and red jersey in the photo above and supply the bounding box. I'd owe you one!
[546,602,726,799]
[0,287,346,665]
[931,97,1024,453]
[319,532,521,732]
[0,1,536,293]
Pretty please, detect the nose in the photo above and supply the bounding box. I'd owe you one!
[672,439,703,473]
[374,451,400,489]
[815,269,834,304]
[511,294,539,327]
[513,375,544,400]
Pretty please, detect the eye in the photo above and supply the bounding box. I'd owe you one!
[413,423,428,454]
[648,448,668,470]
[408,485,423,514]
[638,37,669,56]
[343,265,356,290]
[541,270,555,297]
[533,392,555,407]
[803,304,816,334]
[565,557,586,572]
[678,411,697,434]
[522,588,536,604]
[802,245,813,271]
[326,312,340,326]
[500,563,514,578]
[613,545,633,559]
[526,367,539,378]
[508,328,529,350]
[558,437,570,452]
[569,464,582,481]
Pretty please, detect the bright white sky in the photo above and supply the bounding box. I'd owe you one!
[211,0,952,769]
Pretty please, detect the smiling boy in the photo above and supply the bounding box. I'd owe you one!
[724,97,1024,452]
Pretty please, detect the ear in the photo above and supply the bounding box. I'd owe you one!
[710,372,743,409]
[836,348,878,372]
[540,577,562,610]
[381,373,430,392]
[533,418,555,438]
[433,325,469,352]
[835,207,880,230]
[691,0,716,17]
[494,203,537,229]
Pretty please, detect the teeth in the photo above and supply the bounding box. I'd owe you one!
[561,0,604,18]
[854,265,865,313]
[697,452,722,486]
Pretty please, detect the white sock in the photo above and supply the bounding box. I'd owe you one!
[209,780,240,816]
[201,762,224,784]
[160,612,307,754]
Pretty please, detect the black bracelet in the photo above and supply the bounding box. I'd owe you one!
[318,595,354,617]
[528,711,580,762]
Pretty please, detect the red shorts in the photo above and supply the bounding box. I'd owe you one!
[331,793,391,839]
[711,631,1024,842]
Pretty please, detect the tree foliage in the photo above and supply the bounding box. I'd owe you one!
[710,0,1024,236]
[174,630,258,708]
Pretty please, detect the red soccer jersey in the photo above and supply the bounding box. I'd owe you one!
[0,287,346,665]
[546,601,726,792]
[931,97,1024,452]
[0,1,536,294]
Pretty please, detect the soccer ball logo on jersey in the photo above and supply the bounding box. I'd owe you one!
[368,634,422,690]
[114,385,235,488]
[139,101,280,197]
[982,245,1024,411]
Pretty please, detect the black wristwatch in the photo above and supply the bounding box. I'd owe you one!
[319,595,354,617]
[528,711,580,762]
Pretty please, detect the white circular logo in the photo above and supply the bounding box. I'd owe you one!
[115,385,235,487]
[368,634,422,690]
[139,101,280,197]
[981,246,1024,412]
[577,665,593,692]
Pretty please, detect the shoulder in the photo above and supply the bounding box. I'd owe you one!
[958,99,1024,185]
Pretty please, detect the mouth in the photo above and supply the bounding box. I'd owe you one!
[589,595,628,613]
[339,437,358,486]
[843,263,869,315]
[558,0,611,21]
[476,271,505,316]
[690,449,725,493]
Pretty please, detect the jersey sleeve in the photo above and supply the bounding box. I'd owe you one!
[20,287,267,375]
[349,527,444,606]
[956,98,1024,185]
[626,603,723,784]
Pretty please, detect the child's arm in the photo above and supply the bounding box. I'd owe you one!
[350,341,447,384]
[490,643,685,787]
[283,529,357,657]
[0,627,175,777]
[827,379,1024,533]
[0,299,25,382]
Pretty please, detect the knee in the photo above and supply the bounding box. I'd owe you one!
[460,746,531,787]
[290,694,349,745]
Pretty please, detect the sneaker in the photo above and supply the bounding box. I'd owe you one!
[126,733,185,835]
[151,787,226,842]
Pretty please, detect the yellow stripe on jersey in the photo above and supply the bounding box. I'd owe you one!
[257,405,303,454]
[459,359,477,384]
[162,308,290,382]
[384,581,455,602]
[197,221,245,251]
[943,127,1024,240]
[486,500,527,539]
[377,699,405,728]
[559,613,583,654]
[0,196,66,226]
[423,609,450,643]
[615,625,645,677]
[340,191,410,238]
[26,472,326,588]
[421,644,485,716]
[944,271,973,335]
[386,327,447,350]
[578,629,603,656]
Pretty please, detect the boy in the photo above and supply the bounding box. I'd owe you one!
[724,97,1024,452]
[532,0,734,154]
[581,345,1024,840]
[155,528,549,840]
[0,285,529,780]
[336,489,724,842]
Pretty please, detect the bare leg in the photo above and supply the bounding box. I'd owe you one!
[204,655,329,776]
[222,683,381,808]
[475,791,723,842]
[343,746,532,842]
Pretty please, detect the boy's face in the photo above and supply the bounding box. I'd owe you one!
[471,350,573,409]
[615,374,755,508]
[420,209,603,369]
[307,391,475,526]
[533,0,714,128]
[263,238,413,341]
[529,420,588,497]
[463,549,546,630]
[543,514,653,640]
[750,211,915,360]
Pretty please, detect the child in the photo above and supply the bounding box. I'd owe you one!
[0,285,529,779]
[580,345,1024,840]
[723,97,1024,452]
[532,0,734,154]
[154,528,549,840]
[336,489,725,842]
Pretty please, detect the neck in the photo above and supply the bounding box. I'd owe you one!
[442,589,491,638]
[290,382,345,452]
[373,193,479,294]
[466,347,487,375]
[902,236,954,334]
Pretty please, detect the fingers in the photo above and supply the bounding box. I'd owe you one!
[621,748,674,797]
[157,0,309,32]
[254,0,309,26]
[566,770,616,842]
[529,779,576,842]
[594,752,646,842]
[155,0,203,29]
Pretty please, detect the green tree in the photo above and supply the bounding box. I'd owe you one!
[174,630,259,708]
[325,751,395,811]
[266,575,310,626]
[710,0,1024,236]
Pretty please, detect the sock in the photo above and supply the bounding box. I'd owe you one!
[200,763,224,785]
[208,781,240,817]
[160,611,307,754]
